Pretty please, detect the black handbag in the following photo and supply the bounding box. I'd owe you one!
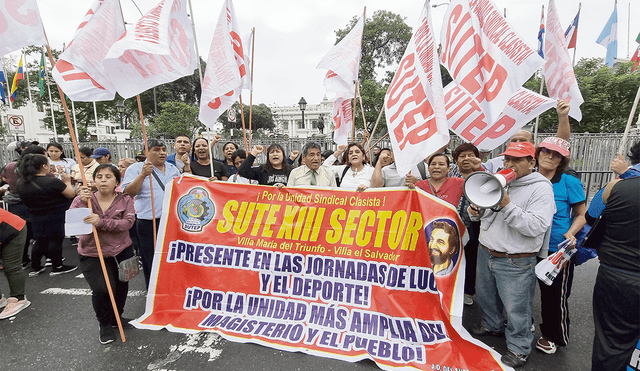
[581,214,605,249]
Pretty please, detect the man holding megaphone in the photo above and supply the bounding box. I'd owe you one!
[466,141,556,368]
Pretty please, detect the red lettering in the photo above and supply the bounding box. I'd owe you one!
[6,0,39,26]
[474,115,516,145]
[118,50,149,78]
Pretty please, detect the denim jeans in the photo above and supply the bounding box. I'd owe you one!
[476,245,537,355]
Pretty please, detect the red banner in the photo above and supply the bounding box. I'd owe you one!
[135,176,507,370]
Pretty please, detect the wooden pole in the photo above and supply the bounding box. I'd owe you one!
[239,95,248,151]
[533,73,545,143]
[352,81,359,142]
[248,28,255,149]
[44,43,126,342]
[366,105,385,152]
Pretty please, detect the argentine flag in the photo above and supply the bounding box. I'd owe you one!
[596,5,617,67]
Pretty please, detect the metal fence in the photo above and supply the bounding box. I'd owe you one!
[2,132,638,173]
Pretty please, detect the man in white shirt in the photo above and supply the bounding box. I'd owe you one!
[371,148,421,188]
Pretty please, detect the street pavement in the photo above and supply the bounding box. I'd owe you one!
[0,239,599,371]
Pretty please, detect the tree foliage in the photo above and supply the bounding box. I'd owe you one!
[523,58,640,133]
[334,11,412,133]
[134,101,204,139]
[217,102,275,138]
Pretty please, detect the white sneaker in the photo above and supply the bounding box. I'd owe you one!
[0,297,31,319]
[464,294,474,305]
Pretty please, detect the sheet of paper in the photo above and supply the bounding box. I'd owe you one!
[65,208,93,236]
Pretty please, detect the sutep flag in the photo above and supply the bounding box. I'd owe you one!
[242,28,253,91]
[198,0,246,128]
[10,56,23,102]
[317,12,364,145]
[440,0,543,128]
[385,2,448,176]
[543,0,583,121]
[52,0,124,101]
[0,0,47,57]
[596,4,617,67]
[103,0,197,99]
[537,7,545,58]
[0,64,6,103]
[38,50,45,97]
[564,7,580,49]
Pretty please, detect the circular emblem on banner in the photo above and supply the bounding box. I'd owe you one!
[228,109,237,122]
[177,187,215,232]
[8,115,24,127]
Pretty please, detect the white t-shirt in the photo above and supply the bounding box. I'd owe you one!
[323,155,374,189]
[49,158,77,175]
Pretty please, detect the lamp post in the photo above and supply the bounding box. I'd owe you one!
[298,97,307,129]
[116,100,125,129]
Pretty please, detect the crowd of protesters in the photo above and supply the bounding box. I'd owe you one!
[0,99,638,369]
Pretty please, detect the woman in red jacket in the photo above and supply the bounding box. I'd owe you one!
[71,164,136,345]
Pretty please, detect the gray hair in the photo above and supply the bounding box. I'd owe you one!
[147,138,166,150]
[301,142,321,157]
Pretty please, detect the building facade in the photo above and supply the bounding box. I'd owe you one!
[271,95,333,139]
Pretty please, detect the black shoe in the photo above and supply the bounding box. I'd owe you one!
[501,349,528,368]
[50,264,77,276]
[112,317,135,329]
[99,324,116,344]
[470,325,505,337]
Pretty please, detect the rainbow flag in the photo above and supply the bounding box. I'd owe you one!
[10,56,23,102]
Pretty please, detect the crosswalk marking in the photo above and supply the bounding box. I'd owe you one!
[40,288,147,297]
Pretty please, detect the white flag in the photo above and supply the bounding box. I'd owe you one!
[332,96,352,146]
[317,14,363,98]
[542,0,583,121]
[440,0,543,126]
[385,3,448,175]
[52,0,124,101]
[242,28,253,91]
[102,0,197,99]
[445,83,556,151]
[198,0,246,128]
[0,0,47,57]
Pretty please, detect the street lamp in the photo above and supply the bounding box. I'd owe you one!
[298,97,307,129]
[116,100,125,129]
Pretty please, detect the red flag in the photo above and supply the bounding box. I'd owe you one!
[385,3,448,176]
[198,0,246,128]
[564,7,580,49]
[631,46,640,72]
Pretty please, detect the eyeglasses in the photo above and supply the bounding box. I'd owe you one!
[540,148,562,159]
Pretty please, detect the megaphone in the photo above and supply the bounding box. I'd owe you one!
[463,168,517,209]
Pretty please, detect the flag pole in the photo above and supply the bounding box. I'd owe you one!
[185,0,215,176]
[23,53,33,104]
[618,83,640,154]
[42,48,58,141]
[70,100,79,140]
[352,81,359,142]
[239,95,248,151]
[248,27,255,149]
[366,105,384,151]
[43,42,126,343]
[533,73,545,143]
[627,2,631,58]
[572,3,581,66]
[2,57,13,111]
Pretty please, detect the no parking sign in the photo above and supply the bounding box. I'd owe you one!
[6,115,25,133]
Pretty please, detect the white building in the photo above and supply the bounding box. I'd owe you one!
[271,95,333,139]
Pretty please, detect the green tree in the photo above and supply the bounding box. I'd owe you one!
[524,58,640,133]
[217,102,275,138]
[139,101,203,139]
[334,11,412,133]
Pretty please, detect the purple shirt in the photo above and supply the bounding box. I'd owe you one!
[71,192,136,258]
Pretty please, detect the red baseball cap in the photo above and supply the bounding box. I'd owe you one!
[538,137,570,157]
[499,142,536,158]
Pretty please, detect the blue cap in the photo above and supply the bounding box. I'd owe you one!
[91,147,111,158]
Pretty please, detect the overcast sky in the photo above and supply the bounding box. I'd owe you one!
[27,0,640,108]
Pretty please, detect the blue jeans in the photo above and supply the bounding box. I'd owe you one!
[476,245,537,355]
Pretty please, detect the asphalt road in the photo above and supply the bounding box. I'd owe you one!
[0,239,599,371]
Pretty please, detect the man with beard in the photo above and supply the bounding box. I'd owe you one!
[428,220,460,276]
